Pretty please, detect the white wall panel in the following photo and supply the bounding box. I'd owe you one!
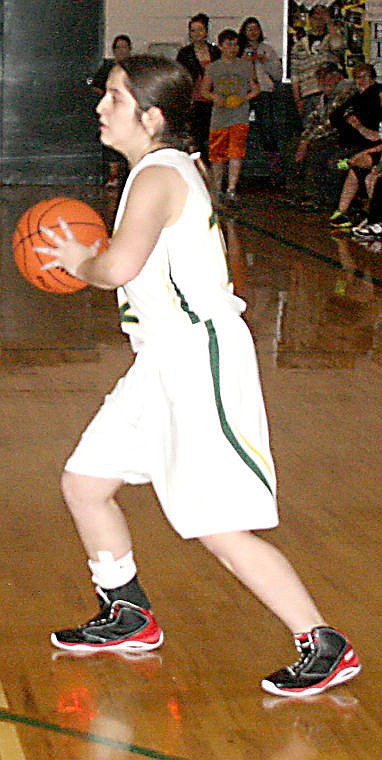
[105,1,284,57]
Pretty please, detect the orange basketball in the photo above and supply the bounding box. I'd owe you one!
[225,95,244,109]
[13,197,109,294]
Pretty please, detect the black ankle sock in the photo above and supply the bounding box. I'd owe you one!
[103,575,150,609]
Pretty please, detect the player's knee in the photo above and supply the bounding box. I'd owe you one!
[200,535,235,573]
[60,469,85,512]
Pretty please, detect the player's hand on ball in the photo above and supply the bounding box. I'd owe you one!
[35,218,101,277]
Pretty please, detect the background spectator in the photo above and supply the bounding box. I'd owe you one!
[353,163,382,239]
[238,16,282,153]
[290,61,355,208]
[201,29,259,203]
[176,13,220,162]
[330,63,382,227]
[91,34,132,188]
[290,5,344,127]
[91,35,132,97]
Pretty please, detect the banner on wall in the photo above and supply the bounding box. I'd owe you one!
[292,0,336,7]
[285,0,370,80]
[365,1,382,20]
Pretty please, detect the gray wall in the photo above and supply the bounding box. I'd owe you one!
[0,0,104,184]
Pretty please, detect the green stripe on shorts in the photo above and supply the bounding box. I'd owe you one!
[205,319,273,495]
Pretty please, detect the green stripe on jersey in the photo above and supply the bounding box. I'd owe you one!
[119,302,139,324]
[168,271,200,324]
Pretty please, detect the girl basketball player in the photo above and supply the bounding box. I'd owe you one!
[36,55,360,697]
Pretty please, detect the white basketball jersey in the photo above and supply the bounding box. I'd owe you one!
[114,149,246,344]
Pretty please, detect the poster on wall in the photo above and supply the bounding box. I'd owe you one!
[285,0,369,80]
[366,0,382,21]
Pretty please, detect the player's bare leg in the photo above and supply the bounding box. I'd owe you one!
[199,530,323,633]
[200,530,360,696]
[61,471,130,559]
[50,471,163,653]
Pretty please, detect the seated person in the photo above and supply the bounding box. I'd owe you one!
[352,158,382,239]
[329,143,382,229]
[329,62,382,226]
[290,61,354,208]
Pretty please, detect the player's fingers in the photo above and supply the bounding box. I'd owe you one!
[89,238,101,255]
[39,224,63,244]
[57,217,74,240]
[41,259,60,270]
[34,246,56,254]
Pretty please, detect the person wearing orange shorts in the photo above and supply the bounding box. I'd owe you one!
[201,29,259,203]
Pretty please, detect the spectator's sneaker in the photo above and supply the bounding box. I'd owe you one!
[51,589,163,653]
[351,218,368,235]
[261,626,361,698]
[301,199,320,212]
[329,211,352,229]
[337,157,350,171]
[352,222,382,240]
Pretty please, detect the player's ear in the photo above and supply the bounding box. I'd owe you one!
[141,106,165,139]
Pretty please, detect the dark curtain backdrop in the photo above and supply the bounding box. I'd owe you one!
[0,0,104,184]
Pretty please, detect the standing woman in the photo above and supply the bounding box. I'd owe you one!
[177,12,220,162]
[39,55,360,698]
[238,17,282,151]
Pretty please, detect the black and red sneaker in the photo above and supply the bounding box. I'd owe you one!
[51,590,163,653]
[261,626,361,697]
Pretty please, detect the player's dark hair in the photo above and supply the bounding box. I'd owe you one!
[119,54,193,150]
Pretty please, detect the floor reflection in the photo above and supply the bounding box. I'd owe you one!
[2,186,381,372]
[260,692,360,759]
[222,217,382,369]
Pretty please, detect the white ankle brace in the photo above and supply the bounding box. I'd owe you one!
[88,550,137,589]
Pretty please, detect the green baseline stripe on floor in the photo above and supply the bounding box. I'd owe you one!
[225,209,382,288]
[0,708,189,760]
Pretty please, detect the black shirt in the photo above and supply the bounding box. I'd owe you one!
[330,82,382,149]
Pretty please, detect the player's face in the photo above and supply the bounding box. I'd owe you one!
[97,65,143,156]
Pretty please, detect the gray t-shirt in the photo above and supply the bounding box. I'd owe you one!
[208,58,253,129]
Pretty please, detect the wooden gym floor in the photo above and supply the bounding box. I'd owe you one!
[0,181,381,759]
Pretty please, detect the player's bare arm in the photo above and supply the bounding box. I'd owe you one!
[37,165,188,289]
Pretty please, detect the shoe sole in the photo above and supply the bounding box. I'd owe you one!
[260,663,361,698]
[50,629,164,653]
[353,233,382,240]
